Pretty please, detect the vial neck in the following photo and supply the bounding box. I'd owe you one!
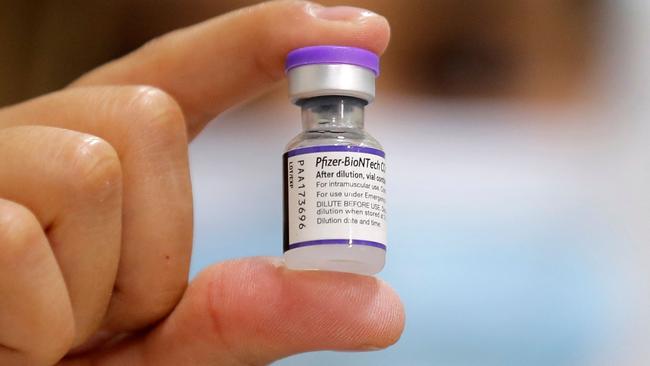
[299,96,366,132]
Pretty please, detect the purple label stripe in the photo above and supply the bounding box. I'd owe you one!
[288,239,386,251]
[286,145,385,158]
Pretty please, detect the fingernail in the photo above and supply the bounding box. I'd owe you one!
[309,4,378,22]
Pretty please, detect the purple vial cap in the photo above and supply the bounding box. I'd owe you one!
[285,45,380,76]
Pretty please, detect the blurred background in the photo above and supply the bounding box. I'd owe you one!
[3,1,650,365]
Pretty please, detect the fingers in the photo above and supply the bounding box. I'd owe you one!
[0,199,74,366]
[0,126,123,347]
[0,126,122,348]
[67,258,405,366]
[0,87,193,334]
[70,0,391,137]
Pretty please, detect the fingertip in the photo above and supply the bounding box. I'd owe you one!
[249,0,392,80]
[365,12,392,55]
[372,278,405,348]
[284,0,390,55]
[303,2,392,55]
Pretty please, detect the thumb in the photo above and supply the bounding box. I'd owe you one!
[72,258,404,365]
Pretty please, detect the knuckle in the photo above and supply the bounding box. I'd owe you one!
[39,319,75,365]
[138,275,186,314]
[0,201,41,259]
[123,86,187,147]
[57,319,76,353]
[142,285,185,319]
[0,204,75,363]
[113,280,186,330]
[9,323,74,366]
[67,135,122,198]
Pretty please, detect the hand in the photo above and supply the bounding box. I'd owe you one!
[0,1,403,365]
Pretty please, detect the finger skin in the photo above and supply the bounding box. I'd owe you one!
[0,87,193,334]
[71,0,391,137]
[0,126,123,348]
[63,258,405,366]
[0,199,75,366]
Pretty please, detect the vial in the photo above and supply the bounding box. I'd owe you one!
[283,46,387,275]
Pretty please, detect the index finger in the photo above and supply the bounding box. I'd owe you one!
[70,0,391,138]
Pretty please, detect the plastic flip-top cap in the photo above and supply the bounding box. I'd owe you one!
[285,45,380,76]
[285,46,380,103]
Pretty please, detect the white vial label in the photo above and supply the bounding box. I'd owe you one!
[283,145,387,252]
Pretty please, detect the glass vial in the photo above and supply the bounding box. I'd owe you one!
[283,46,387,275]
